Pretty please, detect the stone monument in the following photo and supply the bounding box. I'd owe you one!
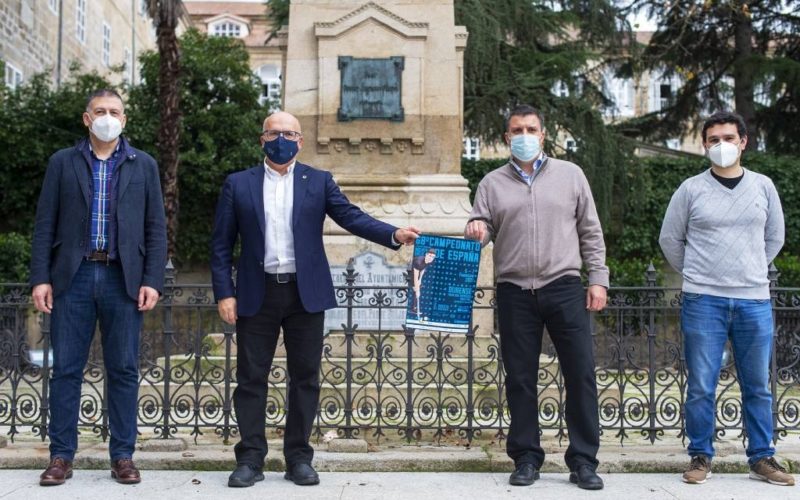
[277,0,493,332]
[278,0,473,256]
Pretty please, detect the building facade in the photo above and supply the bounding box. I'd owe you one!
[183,0,283,110]
[1,0,158,89]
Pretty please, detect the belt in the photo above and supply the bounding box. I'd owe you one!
[266,272,296,284]
[86,250,113,263]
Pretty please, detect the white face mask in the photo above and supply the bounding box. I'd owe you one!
[90,114,123,142]
[707,141,740,168]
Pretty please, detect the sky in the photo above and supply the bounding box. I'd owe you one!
[628,10,658,31]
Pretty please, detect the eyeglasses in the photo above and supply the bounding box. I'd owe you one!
[262,129,302,141]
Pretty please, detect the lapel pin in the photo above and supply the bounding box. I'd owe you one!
[302,175,307,179]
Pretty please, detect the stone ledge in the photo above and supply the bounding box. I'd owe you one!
[140,438,188,452]
[327,438,369,453]
[1,438,797,474]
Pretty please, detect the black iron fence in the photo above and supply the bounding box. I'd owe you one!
[1,262,799,446]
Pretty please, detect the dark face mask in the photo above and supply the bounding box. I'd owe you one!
[263,136,299,165]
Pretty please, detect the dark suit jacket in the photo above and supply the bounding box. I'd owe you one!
[210,162,399,316]
[30,137,168,301]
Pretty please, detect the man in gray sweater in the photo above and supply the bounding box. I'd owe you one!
[466,105,608,490]
[659,111,793,487]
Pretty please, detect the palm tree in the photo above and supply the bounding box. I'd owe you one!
[147,0,183,258]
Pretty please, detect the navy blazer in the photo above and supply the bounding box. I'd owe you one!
[30,137,168,301]
[210,162,399,316]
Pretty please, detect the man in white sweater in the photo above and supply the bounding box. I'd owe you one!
[659,111,793,487]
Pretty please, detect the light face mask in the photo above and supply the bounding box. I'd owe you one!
[90,114,123,142]
[510,134,541,162]
[707,141,740,168]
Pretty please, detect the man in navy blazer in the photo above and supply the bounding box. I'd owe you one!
[211,111,419,487]
[30,89,167,486]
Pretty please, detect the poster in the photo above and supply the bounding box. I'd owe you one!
[405,234,482,333]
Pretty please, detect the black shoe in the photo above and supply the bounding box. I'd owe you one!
[228,464,264,488]
[569,464,604,490]
[284,462,320,486]
[509,463,540,486]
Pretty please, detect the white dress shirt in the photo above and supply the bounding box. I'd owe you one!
[263,160,296,273]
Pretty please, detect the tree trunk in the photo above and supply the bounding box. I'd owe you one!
[155,1,181,257]
[733,2,758,150]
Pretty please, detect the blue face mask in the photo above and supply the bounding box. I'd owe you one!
[510,134,541,162]
[263,136,299,165]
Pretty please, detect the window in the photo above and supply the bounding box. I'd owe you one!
[648,70,680,112]
[565,139,577,153]
[102,23,112,67]
[659,84,673,109]
[123,47,132,83]
[76,0,86,43]
[213,21,243,38]
[551,80,569,98]
[257,64,282,109]
[665,138,681,150]
[4,63,23,89]
[48,0,58,14]
[719,75,735,109]
[462,137,480,161]
[754,79,773,107]
[604,73,635,118]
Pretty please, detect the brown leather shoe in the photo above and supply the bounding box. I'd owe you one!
[110,458,141,484]
[40,457,73,486]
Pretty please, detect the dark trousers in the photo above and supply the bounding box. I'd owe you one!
[233,277,324,469]
[496,275,600,471]
[49,260,142,461]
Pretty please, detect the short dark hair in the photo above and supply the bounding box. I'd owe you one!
[505,105,545,133]
[425,248,436,255]
[86,89,124,111]
[701,111,746,142]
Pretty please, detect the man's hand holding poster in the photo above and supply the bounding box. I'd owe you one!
[405,234,481,334]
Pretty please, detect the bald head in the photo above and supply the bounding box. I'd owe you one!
[263,111,301,134]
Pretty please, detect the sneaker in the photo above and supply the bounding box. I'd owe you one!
[682,455,711,484]
[749,457,795,486]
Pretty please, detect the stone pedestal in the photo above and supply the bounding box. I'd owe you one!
[280,1,493,331]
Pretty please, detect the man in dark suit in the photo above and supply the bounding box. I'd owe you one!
[211,111,419,488]
[30,89,167,486]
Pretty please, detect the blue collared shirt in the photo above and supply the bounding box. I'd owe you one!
[510,153,548,186]
[87,141,122,256]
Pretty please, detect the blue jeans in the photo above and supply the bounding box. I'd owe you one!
[48,260,142,461]
[681,293,775,464]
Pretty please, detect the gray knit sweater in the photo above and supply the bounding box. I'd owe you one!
[468,158,609,289]
[659,168,785,300]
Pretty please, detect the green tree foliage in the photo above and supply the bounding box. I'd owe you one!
[622,0,800,154]
[0,232,32,282]
[126,28,266,264]
[266,0,290,38]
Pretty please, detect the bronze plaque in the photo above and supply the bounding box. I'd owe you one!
[338,56,404,122]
